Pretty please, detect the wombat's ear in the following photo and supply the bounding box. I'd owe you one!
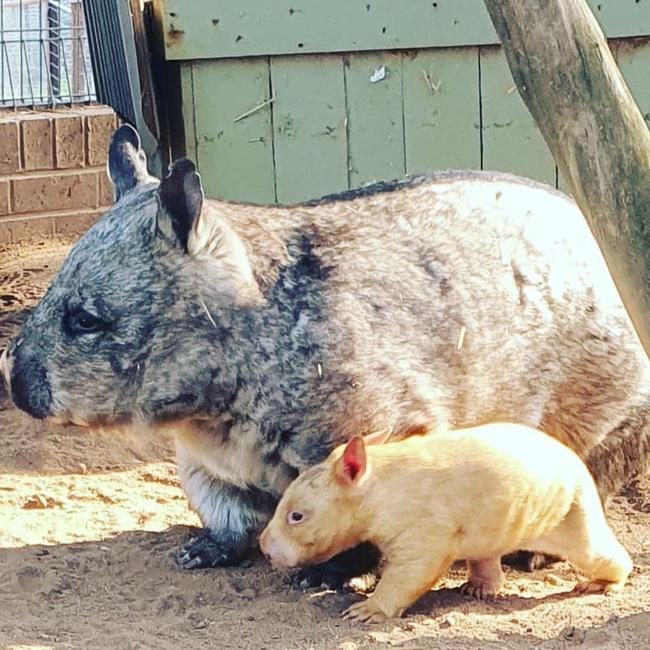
[157,158,203,250]
[108,124,150,201]
[334,436,367,485]
[363,427,393,446]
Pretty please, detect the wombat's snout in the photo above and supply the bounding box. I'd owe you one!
[259,527,296,569]
[4,338,52,419]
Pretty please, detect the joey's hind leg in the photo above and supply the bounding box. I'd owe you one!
[530,493,632,594]
[459,557,504,600]
[174,454,277,569]
[568,523,632,595]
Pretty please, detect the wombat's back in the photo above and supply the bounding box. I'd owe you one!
[245,171,648,457]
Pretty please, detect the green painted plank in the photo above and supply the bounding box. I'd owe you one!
[480,47,556,186]
[345,52,405,186]
[155,0,650,61]
[271,55,348,203]
[590,2,650,40]
[191,58,275,204]
[179,64,197,162]
[403,48,480,174]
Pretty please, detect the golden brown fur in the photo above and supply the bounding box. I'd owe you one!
[260,424,632,622]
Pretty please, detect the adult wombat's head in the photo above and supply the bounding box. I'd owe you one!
[1,125,259,428]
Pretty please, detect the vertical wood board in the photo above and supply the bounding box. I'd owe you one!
[191,58,276,203]
[179,64,197,163]
[270,55,348,203]
[344,51,406,186]
[403,47,481,174]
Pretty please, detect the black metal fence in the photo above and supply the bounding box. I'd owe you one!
[0,0,96,108]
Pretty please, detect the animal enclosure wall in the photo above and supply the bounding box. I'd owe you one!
[152,0,650,204]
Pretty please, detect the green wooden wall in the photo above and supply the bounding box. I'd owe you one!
[153,1,650,204]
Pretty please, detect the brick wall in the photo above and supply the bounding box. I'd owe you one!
[0,105,117,244]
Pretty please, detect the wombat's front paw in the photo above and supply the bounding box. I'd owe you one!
[342,597,391,624]
[295,563,348,590]
[502,550,561,572]
[173,529,250,569]
[295,542,381,590]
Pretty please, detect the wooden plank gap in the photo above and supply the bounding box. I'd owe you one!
[267,56,278,203]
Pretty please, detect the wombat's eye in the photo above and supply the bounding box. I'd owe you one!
[64,309,110,336]
[288,511,304,525]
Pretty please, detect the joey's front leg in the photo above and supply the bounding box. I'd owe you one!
[343,551,452,623]
[174,456,277,569]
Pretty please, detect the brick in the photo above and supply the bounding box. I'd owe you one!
[54,210,101,237]
[0,180,9,216]
[54,114,84,169]
[0,221,10,244]
[98,170,115,206]
[0,120,20,174]
[12,171,98,214]
[0,216,55,243]
[21,115,54,170]
[85,109,116,166]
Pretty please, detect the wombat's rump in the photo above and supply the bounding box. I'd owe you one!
[260,424,632,622]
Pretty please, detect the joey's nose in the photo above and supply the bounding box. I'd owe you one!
[259,529,270,555]
[259,529,294,568]
[259,529,279,561]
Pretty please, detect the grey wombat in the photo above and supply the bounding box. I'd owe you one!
[2,125,649,575]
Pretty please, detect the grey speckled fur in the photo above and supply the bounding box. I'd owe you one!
[3,125,650,568]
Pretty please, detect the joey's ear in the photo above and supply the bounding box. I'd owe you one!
[108,124,151,201]
[157,158,204,250]
[334,436,367,485]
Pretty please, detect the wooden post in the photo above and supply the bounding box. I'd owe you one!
[483,0,650,357]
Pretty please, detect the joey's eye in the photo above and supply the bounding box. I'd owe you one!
[64,309,110,336]
[288,511,304,525]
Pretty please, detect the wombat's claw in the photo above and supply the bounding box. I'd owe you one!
[173,530,248,569]
[502,551,560,573]
[342,599,388,624]
[459,580,499,601]
[295,566,346,591]
[295,542,381,590]
[572,579,619,595]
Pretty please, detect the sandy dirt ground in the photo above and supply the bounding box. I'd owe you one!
[1,236,650,650]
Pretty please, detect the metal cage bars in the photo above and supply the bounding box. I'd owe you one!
[0,0,96,108]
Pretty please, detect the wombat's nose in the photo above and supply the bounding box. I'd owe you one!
[9,343,52,419]
[259,531,285,564]
[259,529,279,562]
[259,529,270,554]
